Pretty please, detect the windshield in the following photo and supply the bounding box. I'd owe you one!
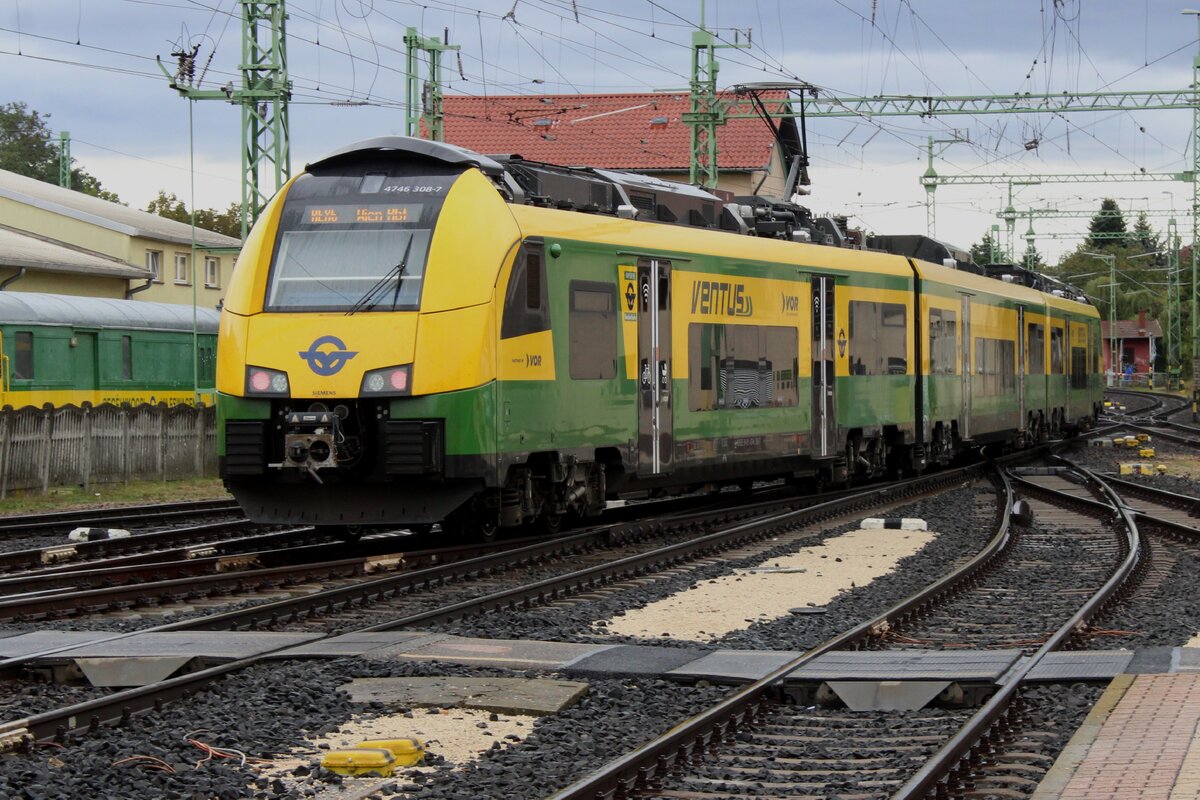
[265,165,458,312]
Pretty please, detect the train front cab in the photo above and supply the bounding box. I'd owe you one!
[216,141,522,531]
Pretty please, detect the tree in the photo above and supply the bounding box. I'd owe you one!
[970,231,1000,264]
[0,101,120,201]
[145,191,241,239]
[1085,198,1128,249]
[1132,211,1160,253]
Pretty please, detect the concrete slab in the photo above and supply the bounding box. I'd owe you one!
[55,632,321,660]
[666,650,805,683]
[75,656,195,687]
[565,644,710,677]
[1027,651,1133,681]
[1126,645,1176,674]
[344,676,589,716]
[268,631,432,659]
[788,650,1021,682]
[0,631,108,658]
[365,635,613,671]
[1175,647,1200,672]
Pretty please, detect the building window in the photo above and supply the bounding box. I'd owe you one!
[689,323,799,411]
[568,281,617,380]
[204,256,220,288]
[174,253,190,285]
[13,331,32,380]
[146,250,163,283]
[848,301,907,375]
[121,335,132,381]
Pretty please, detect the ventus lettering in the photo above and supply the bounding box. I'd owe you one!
[691,280,753,317]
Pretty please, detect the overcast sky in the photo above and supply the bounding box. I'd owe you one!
[2,0,1197,261]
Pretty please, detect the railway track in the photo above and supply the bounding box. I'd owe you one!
[0,497,241,537]
[0,458,989,745]
[547,462,1140,799]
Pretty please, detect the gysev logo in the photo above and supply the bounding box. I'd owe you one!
[690,280,753,317]
[299,335,358,376]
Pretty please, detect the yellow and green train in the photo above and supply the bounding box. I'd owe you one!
[0,292,218,410]
[216,137,1102,539]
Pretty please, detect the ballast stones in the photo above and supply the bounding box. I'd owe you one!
[860,518,928,531]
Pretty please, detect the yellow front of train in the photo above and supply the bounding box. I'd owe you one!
[215,138,521,535]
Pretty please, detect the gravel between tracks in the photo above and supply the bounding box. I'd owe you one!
[0,659,728,800]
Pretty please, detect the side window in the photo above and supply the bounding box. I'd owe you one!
[568,281,617,380]
[689,323,799,410]
[121,335,133,381]
[881,303,907,374]
[928,308,957,374]
[1027,323,1045,374]
[848,300,877,375]
[999,339,1015,392]
[1071,347,1088,389]
[1050,325,1064,374]
[849,301,906,375]
[500,242,550,339]
[13,331,32,380]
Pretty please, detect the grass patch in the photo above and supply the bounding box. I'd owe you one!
[0,478,231,516]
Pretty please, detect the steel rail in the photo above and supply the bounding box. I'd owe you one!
[0,460,986,749]
[891,463,1141,798]
[546,467,1015,800]
[0,498,241,534]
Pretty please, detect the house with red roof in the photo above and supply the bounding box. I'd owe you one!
[436,91,797,197]
[1102,311,1162,375]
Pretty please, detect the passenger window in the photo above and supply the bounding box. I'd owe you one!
[689,323,798,411]
[1027,323,1045,374]
[849,301,906,375]
[1050,326,1064,374]
[500,243,550,339]
[928,308,957,374]
[568,281,617,380]
[121,336,133,381]
[13,331,32,380]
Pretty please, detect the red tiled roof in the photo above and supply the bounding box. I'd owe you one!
[1102,319,1163,339]
[437,91,789,171]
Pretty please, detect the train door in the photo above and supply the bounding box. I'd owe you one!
[960,294,972,440]
[810,275,836,457]
[1064,319,1072,416]
[1017,306,1026,431]
[637,259,672,476]
[74,332,98,396]
[0,332,6,406]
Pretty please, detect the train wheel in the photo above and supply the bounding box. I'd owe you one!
[535,511,563,536]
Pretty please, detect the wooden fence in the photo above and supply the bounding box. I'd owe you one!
[0,404,217,496]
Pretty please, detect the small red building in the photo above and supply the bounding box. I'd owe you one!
[1101,311,1162,375]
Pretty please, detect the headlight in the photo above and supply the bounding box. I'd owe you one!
[245,366,290,397]
[360,365,411,396]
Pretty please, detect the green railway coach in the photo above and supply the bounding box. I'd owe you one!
[0,292,219,410]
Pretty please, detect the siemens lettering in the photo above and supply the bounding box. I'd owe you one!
[690,280,754,317]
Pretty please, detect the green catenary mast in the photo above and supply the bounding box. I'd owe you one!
[159,0,291,239]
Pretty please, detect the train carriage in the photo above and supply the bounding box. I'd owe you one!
[0,292,219,411]
[216,137,1101,540]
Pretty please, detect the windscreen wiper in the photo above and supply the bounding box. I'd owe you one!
[345,236,415,316]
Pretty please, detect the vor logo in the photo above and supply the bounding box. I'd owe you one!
[299,335,358,376]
